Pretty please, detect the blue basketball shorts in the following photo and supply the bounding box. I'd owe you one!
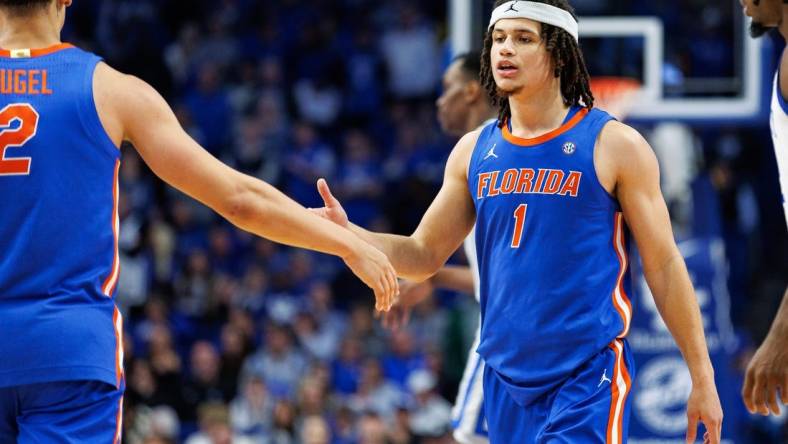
[483,338,635,444]
[0,380,124,443]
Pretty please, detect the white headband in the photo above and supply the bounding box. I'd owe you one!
[488,1,579,42]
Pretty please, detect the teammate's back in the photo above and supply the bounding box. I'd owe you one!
[0,43,123,388]
[0,1,399,442]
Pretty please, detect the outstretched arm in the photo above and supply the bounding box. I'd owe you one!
[429,265,475,293]
[93,63,397,310]
[380,265,475,331]
[314,131,479,282]
[600,121,723,444]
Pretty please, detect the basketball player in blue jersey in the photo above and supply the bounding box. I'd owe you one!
[0,0,398,442]
[312,1,724,442]
[740,0,788,418]
[381,52,496,444]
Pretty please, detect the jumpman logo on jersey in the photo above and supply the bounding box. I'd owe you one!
[484,144,499,161]
[598,368,612,387]
[505,1,521,12]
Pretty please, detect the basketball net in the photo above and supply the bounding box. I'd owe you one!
[589,77,641,121]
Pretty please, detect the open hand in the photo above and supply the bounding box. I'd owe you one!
[343,238,398,312]
[380,279,434,330]
[742,333,788,416]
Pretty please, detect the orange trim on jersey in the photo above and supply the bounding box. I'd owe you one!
[112,306,124,387]
[113,394,123,444]
[611,212,632,337]
[102,160,121,297]
[606,339,632,444]
[502,107,589,147]
[0,43,74,58]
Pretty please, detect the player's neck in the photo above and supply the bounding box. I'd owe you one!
[507,87,569,138]
[0,14,61,50]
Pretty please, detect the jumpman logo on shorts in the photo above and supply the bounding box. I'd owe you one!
[598,368,612,387]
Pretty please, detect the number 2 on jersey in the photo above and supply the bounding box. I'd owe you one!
[511,204,528,248]
[0,103,39,176]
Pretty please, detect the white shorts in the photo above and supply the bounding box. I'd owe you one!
[451,327,488,444]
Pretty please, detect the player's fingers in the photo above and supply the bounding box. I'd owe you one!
[707,417,721,444]
[380,275,392,312]
[742,369,756,413]
[766,378,781,415]
[752,374,769,415]
[718,417,723,440]
[316,178,338,206]
[381,271,394,312]
[686,415,698,443]
[380,267,392,312]
[781,381,788,405]
[372,284,384,312]
[388,267,399,311]
[702,431,710,444]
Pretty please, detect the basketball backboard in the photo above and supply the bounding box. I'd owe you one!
[450,0,772,124]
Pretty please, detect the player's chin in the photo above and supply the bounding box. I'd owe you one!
[495,81,521,97]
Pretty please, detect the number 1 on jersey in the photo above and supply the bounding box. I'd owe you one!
[511,204,528,248]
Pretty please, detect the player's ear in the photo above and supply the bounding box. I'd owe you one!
[464,81,483,104]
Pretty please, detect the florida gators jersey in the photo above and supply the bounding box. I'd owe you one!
[0,44,123,389]
[468,106,633,405]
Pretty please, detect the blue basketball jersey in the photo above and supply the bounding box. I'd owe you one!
[468,106,633,405]
[0,44,123,389]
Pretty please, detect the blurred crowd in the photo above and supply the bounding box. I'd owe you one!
[59,0,786,443]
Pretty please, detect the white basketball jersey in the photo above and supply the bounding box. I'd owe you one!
[462,225,480,302]
[770,72,788,226]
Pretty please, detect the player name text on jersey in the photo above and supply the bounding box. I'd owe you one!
[0,69,53,95]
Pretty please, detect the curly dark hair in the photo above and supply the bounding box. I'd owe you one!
[481,0,594,126]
